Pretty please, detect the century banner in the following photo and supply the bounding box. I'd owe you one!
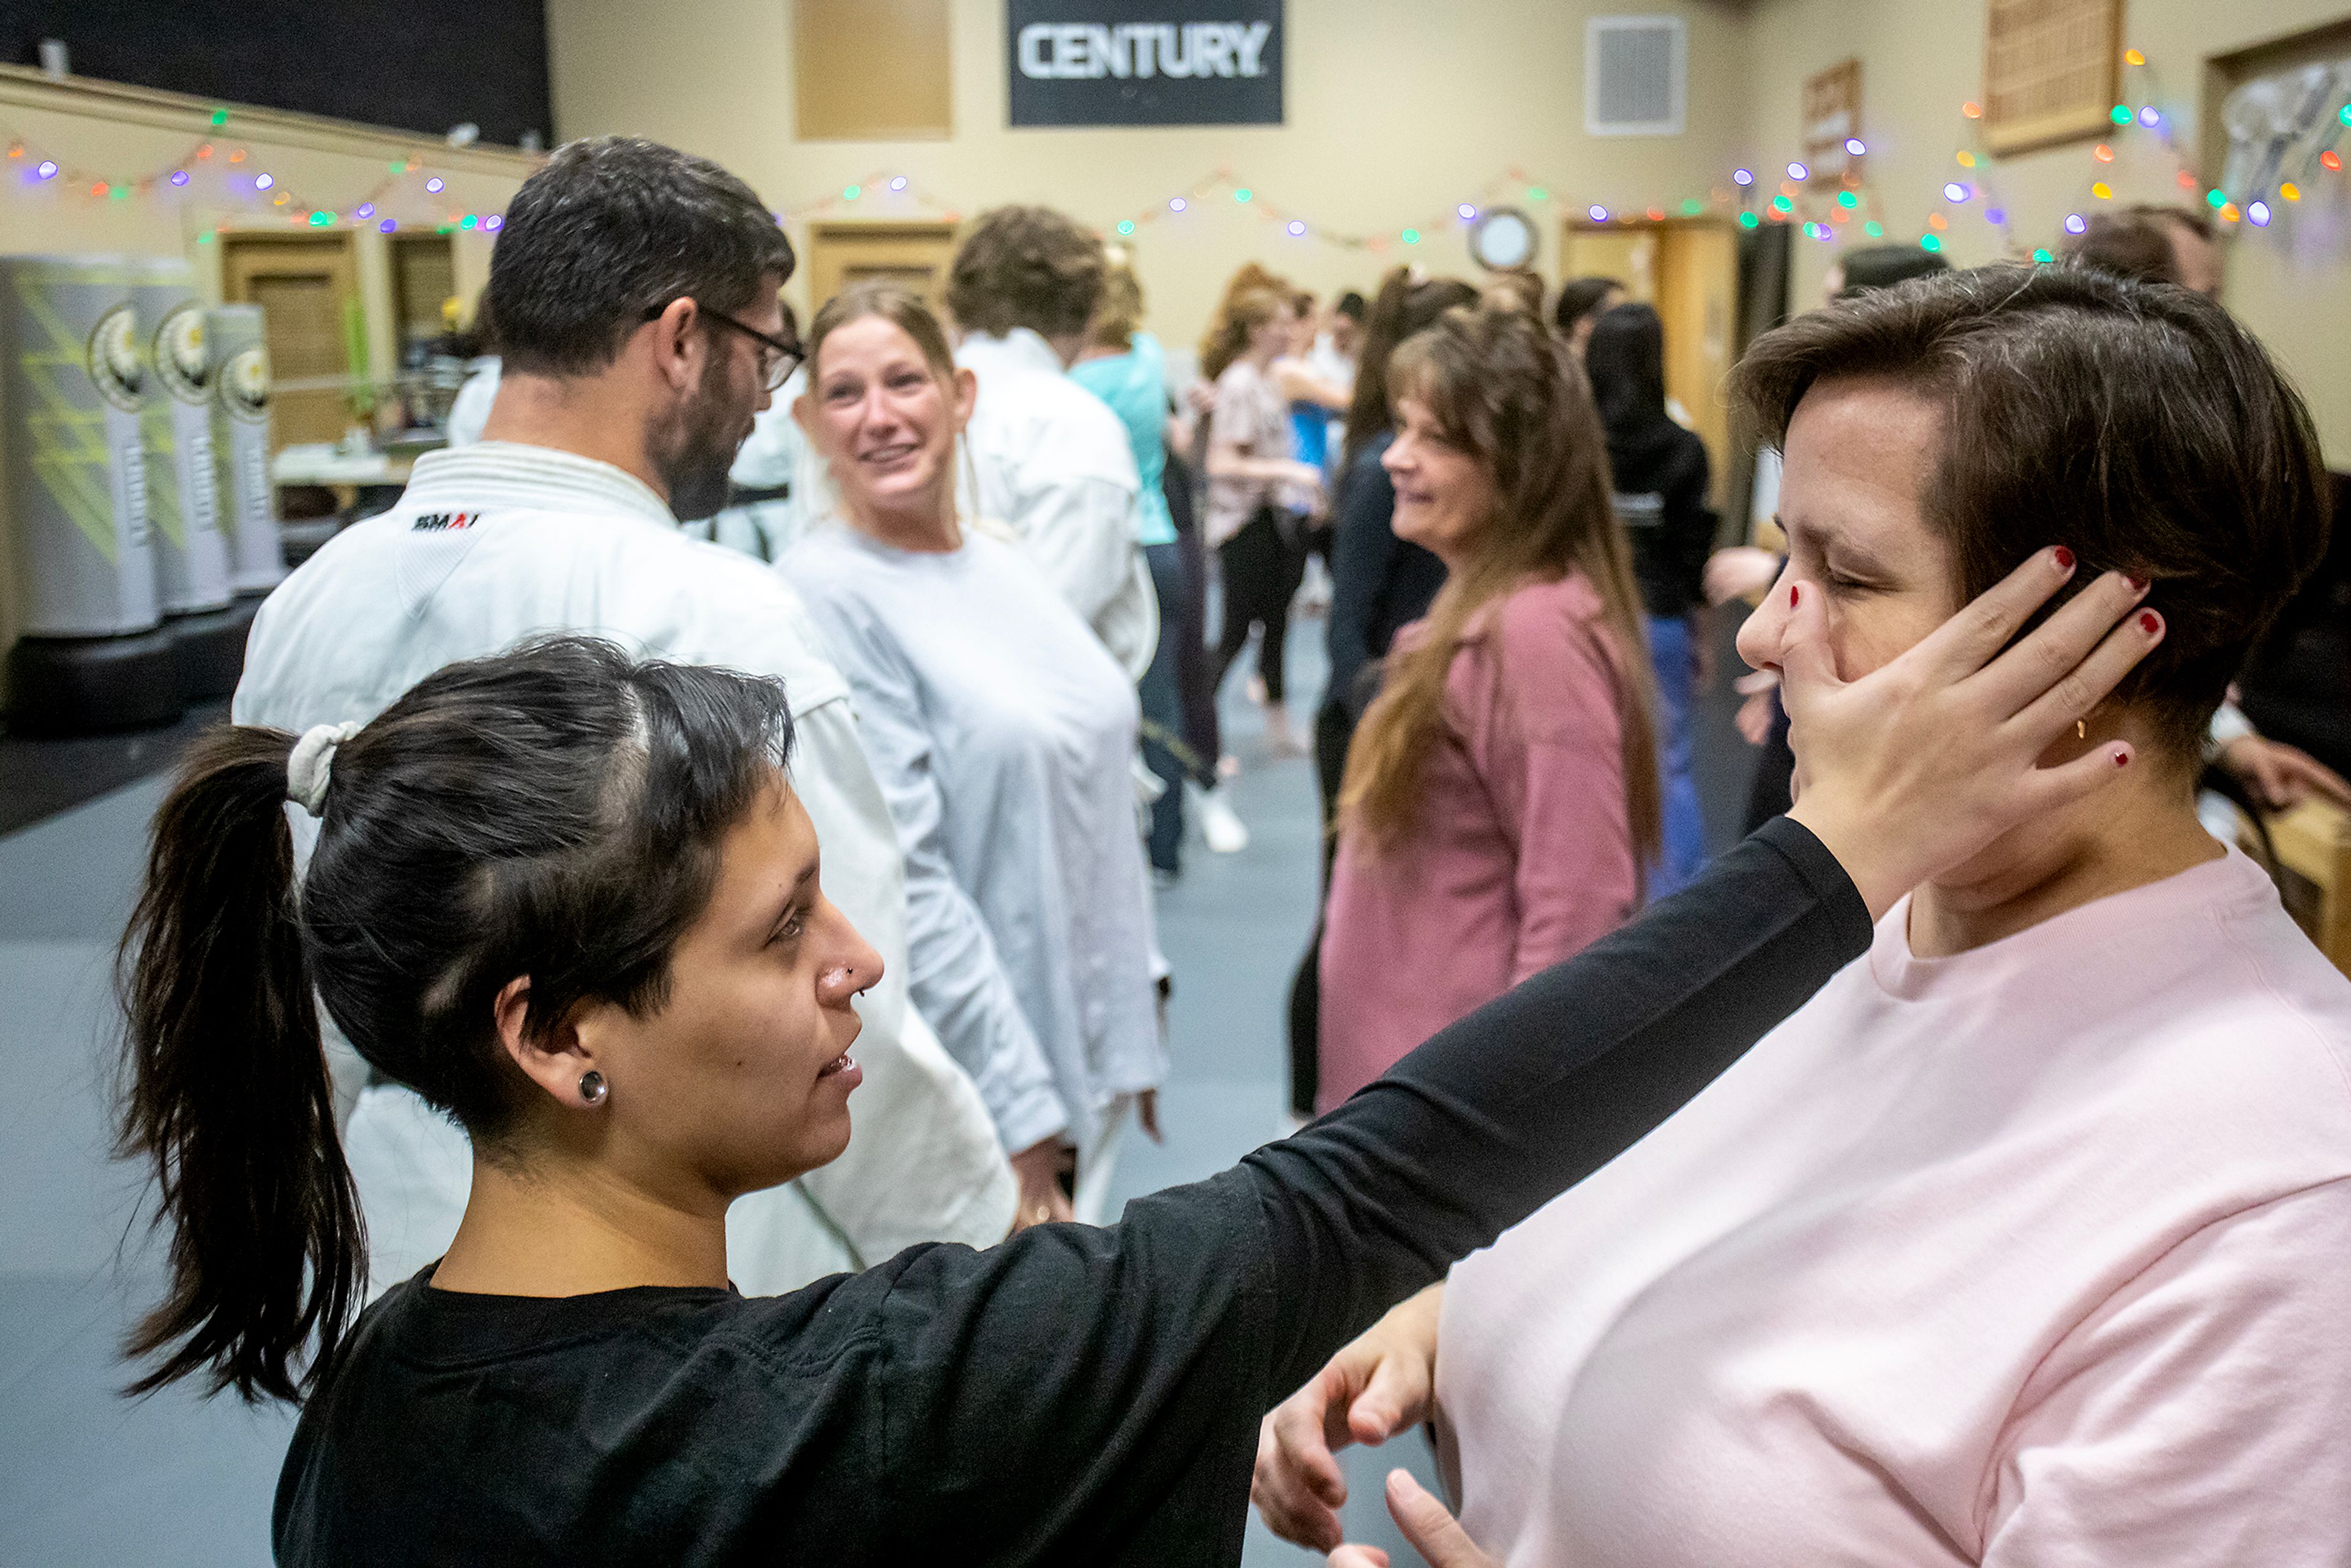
[1008,0,1283,127]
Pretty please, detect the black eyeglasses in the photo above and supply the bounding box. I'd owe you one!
[642,301,802,392]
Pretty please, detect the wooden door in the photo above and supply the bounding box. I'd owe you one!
[1654,225,1738,512]
[1561,227,1657,301]
[1562,220,1740,512]
[391,234,459,356]
[806,223,960,318]
[222,235,361,451]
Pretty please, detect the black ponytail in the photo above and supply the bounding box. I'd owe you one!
[117,726,364,1405]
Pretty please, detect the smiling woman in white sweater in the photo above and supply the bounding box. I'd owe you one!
[780,282,1164,1226]
[1254,267,2351,1566]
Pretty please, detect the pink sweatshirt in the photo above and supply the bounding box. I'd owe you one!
[1439,846,2351,1566]
[1317,572,1639,1116]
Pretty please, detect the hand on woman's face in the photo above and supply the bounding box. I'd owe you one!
[577,779,883,1202]
[800,315,968,519]
[1736,377,1959,688]
[1384,396,1493,568]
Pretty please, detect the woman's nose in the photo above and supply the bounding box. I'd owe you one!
[816,902,885,1007]
[1734,561,1796,672]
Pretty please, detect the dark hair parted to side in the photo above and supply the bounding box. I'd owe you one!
[1731,264,2331,757]
[117,637,798,1403]
[945,205,1107,342]
[484,136,795,377]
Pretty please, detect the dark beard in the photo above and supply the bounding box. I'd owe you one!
[658,356,749,522]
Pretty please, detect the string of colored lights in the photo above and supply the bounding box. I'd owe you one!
[3,107,513,236]
[10,48,2345,260]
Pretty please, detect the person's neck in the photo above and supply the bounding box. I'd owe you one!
[1906,763,2223,958]
[844,483,960,554]
[476,369,672,510]
[431,1145,729,1296]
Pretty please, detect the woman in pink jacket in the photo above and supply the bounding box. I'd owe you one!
[1316,302,1659,1114]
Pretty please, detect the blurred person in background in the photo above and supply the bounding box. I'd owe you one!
[1071,254,1210,880]
[1553,275,1625,359]
[1284,268,1479,1123]
[1201,284,1325,760]
[1317,303,1659,1114]
[2063,205,2221,298]
[1588,301,1717,894]
[948,206,1157,681]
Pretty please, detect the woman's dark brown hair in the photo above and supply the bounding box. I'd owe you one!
[1340,268,1482,460]
[117,637,796,1403]
[1339,304,1663,858]
[944,205,1106,342]
[1730,264,2330,760]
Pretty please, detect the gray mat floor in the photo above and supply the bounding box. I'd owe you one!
[0,612,1755,1567]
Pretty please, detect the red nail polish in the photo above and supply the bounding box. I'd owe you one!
[1790,584,1801,607]
[2128,574,2150,593]
[2139,610,2161,636]
[2053,546,2075,571]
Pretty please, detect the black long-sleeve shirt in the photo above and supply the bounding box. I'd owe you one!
[274,817,1870,1566]
[1608,419,1716,620]
[1324,433,1447,724]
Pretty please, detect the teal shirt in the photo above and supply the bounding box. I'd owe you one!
[1070,334,1179,547]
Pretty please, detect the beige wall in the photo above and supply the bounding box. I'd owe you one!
[1741,0,2351,463]
[547,0,1757,354]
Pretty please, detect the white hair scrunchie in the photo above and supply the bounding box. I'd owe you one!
[286,721,362,817]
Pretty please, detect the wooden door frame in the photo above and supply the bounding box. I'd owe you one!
[803,221,961,317]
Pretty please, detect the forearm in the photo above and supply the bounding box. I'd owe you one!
[1246,816,1870,1390]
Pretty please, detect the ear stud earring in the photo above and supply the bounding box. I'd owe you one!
[579,1070,608,1106]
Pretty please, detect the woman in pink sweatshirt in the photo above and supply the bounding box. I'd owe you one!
[1316,303,1660,1114]
[1259,269,2351,1567]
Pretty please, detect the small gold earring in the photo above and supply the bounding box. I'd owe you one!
[2077,719,2087,740]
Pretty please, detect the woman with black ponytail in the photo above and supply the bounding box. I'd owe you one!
[120,585,2154,1562]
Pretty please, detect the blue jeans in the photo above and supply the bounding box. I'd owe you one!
[1646,612,1708,897]
[1141,542,1190,874]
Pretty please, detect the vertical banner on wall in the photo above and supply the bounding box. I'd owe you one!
[1009,0,1283,126]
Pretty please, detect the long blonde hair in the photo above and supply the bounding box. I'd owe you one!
[1338,304,1662,861]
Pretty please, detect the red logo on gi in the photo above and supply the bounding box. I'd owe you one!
[411,511,479,532]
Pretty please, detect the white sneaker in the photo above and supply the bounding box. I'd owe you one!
[1194,787,1250,853]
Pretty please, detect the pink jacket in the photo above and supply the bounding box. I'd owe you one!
[1316,571,1640,1115]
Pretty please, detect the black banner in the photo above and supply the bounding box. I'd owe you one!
[1008,0,1283,127]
